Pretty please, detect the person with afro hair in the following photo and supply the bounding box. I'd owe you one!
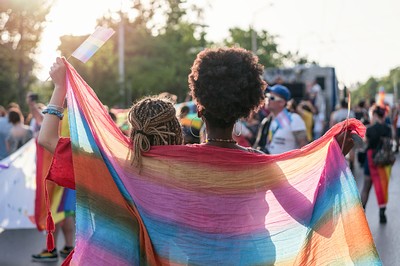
[189,47,354,155]
[188,47,266,152]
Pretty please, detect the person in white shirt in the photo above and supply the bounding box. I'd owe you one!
[265,85,308,154]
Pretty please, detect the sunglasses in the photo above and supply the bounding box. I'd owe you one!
[266,93,284,102]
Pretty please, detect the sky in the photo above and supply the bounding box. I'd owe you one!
[37,0,400,86]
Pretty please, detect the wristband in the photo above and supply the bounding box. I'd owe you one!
[42,108,64,120]
[46,104,64,113]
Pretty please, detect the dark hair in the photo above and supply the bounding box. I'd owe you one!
[8,110,22,125]
[287,99,297,113]
[108,111,117,122]
[128,96,183,167]
[188,47,266,128]
[340,99,348,108]
[180,106,190,116]
[372,106,386,118]
[357,100,365,108]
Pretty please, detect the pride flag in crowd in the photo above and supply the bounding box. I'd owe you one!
[62,59,381,265]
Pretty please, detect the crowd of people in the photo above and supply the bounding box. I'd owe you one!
[0,47,396,264]
[177,81,397,226]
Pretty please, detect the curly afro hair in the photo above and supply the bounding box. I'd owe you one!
[188,47,266,128]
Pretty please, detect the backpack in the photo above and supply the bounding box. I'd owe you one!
[373,137,396,166]
[252,115,272,154]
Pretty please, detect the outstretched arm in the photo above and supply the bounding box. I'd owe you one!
[38,57,67,153]
[26,93,44,126]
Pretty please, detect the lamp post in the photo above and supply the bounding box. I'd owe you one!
[251,27,257,54]
[394,75,398,105]
[250,2,274,54]
[118,10,125,107]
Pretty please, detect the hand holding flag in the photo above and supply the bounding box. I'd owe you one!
[45,26,115,82]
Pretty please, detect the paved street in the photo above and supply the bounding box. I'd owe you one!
[1,153,399,265]
[353,152,400,265]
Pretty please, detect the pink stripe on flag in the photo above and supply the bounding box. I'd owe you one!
[91,27,115,41]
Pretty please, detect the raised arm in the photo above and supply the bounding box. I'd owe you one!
[26,93,44,126]
[37,57,67,153]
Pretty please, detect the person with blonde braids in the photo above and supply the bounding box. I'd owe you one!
[38,58,183,163]
[38,52,356,265]
[36,58,183,262]
[127,96,183,167]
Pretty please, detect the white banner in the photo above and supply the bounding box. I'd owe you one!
[0,139,36,230]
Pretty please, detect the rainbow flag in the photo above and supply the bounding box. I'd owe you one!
[62,59,381,265]
[35,142,67,230]
[35,112,75,232]
[71,26,115,63]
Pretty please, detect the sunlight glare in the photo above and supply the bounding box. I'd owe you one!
[37,0,122,80]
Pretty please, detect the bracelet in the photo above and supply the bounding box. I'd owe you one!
[46,104,64,113]
[42,108,64,120]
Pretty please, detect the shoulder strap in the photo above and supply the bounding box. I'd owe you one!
[252,114,273,150]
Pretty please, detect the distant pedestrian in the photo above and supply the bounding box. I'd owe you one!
[6,110,33,154]
[361,105,393,224]
[258,84,308,154]
[307,80,326,139]
[0,105,12,160]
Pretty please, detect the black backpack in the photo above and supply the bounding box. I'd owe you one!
[373,137,396,166]
[252,115,272,154]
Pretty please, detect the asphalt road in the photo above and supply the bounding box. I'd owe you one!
[1,153,399,266]
[353,152,400,265]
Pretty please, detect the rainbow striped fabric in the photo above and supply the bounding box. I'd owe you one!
[63,59,381,265]
[71,26,115,63]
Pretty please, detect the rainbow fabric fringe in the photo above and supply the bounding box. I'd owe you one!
[366,150,391,207]
[63,59,381,265]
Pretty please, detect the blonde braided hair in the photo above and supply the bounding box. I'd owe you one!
[128,96,183,168]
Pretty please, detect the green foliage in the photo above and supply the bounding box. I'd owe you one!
[0,0,319,110]
[224,27,282,67]
[125,22,199,103]
[283,51,314,66]
[58,34,119,106]
[56,1,203,108]
[0,43,18,105]
[351,67,400,106]
[223,27,311,68]
[351,78,379,105]
[0,0,52,107]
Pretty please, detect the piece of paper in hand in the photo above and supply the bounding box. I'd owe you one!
[71,26,115,63]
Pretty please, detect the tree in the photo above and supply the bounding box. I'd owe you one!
[351,77,379,106]
[123,0,203,103]
[224,27,282,68]
[56,0,205,107]
[58,34,119,106]
[351,67,400,107]
[0,43,17,106]
[0,0,52,107]
[283,51,314,66]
